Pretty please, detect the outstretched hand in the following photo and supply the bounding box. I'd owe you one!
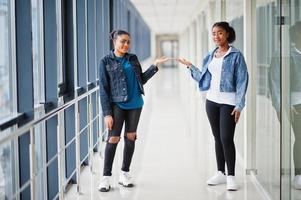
[153,56,170,66]
[177,58,192,67]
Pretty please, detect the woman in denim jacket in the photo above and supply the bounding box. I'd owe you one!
[98,30,168,192]
[178,22,248,191]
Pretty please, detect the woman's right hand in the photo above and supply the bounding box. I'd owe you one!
[104,115,113,130]
[177,58,193,68]
[153,56,170,66]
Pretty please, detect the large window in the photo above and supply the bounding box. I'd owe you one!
[0,0,12,199]
[256,1,281,199]
[31,1,47,199]
[0,136,13,199]
[224,0,245,160]
[284,1,301,199]
[32,0,44,106]
[0,0,11,120]
[225,0,244,52]
[0,1,13,198]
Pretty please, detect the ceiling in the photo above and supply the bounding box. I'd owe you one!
[129,0,201,34]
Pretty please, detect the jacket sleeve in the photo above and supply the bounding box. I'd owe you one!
[235,53,249,111]
[99,59,112,117]
[189,65,203,82]
[134,55,159,84]
[189,54,210,82]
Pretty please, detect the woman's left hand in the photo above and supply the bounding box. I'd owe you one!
[177,58,192,67]
[153,56,170,66]
[231,108,241,123]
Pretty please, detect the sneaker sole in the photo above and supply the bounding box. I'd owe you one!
[99,186,111,192]
[227,186,238,191]
[119,182,134,188]
[207,182,226,186]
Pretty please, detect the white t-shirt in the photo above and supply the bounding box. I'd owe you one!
[206,48,236,106]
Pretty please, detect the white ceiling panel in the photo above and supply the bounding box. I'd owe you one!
[129,0,200,34]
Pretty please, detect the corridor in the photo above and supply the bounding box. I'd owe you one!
[65,66,264,200]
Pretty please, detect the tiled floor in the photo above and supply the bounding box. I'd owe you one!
[65,66,266,200]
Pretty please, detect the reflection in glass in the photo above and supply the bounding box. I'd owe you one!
[0,0,11,120]
[257,1,281,199]
[290,21,301,198]
[269,19,301,200]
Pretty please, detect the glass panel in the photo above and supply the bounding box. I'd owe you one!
[256,1,281,199]
[285,0,301,199]
[32,110,47,199]
[32,1,47,198]
[0,135,13,199]
[32,0,44,106]
[225,0,244,52]
[56,0,63,84]
[224,0,244,159]
[0,0,11,120]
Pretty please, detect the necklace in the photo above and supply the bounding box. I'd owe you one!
[215,47,229,58]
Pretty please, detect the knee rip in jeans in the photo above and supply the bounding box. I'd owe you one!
[125,132,136,141]
[108,136,120,144]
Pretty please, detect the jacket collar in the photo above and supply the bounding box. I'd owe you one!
[209,45,240,58]
[109,49,133,59]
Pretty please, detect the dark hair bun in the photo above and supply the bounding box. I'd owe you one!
[109,29,130,40]
[109,30,117,40]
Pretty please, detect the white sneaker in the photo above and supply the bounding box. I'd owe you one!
[206,171,226,185]
[227,176,238,191]
[98,176,111,192]
[119,171,134,187]
[294,175,301,190]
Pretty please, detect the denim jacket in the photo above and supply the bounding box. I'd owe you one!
[269,47,301,113]
[99,50,158,116]
[189,46,249,111]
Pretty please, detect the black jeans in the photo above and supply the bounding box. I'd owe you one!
[205,100,236,176]
[103,105,142,176]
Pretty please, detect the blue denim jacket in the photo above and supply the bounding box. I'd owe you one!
[189,46,249,111]
[269,47,301,113]
[99,50,158,116]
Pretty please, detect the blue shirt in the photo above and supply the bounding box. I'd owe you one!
[115,57,144,109]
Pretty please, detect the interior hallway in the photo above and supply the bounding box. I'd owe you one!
[66,66,265,200]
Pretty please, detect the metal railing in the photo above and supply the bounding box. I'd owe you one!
[0,86,106,200]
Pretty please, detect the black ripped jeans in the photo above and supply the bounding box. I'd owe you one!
[103,105,142,176]
[205,100,236,176]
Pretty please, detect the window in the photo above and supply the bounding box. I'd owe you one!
[225,0,244,52]
[0,0,11,120]
[0,135,13,199]
[32,0,45,106]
